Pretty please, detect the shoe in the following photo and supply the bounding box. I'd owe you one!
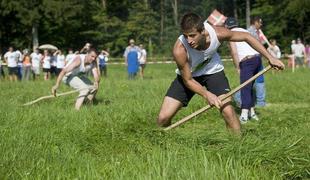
[250,114,259,121]
[239,116,248,124]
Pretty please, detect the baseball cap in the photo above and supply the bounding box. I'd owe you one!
[224,17,239,29]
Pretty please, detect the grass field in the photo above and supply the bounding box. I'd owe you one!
[0,62,309,179]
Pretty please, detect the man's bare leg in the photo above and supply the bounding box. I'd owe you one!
[75,96,85,110]
[219,96,241,134]
[157,96,183,127]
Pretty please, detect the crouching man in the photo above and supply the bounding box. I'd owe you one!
[52,48,100,110]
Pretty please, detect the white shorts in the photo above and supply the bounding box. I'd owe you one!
[63,75,95,97]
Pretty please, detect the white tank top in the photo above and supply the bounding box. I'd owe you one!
[176,21,224,77]
[231,27,259,61]
[65,54,94,77]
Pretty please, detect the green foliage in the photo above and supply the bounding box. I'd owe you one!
[0,0,309,56]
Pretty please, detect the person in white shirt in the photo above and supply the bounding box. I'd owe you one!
[15,49,23,80]
[54,50,65,76]
[41,50,51,80]
[226,17,265,124]
[292,38,306,68]
[157,13,284,133]
[267,39,281,59]
[65,49,76,65]
[30,48,42,80]
[4,47,18,81]
[138,44,147,79]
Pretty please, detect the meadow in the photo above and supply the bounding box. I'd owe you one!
[0,62,309,179]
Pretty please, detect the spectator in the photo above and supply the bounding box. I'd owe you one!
[15,49,23,80]
[4,47,18,81]
[292,38,306,68]
[50,52,57,78]
[54,50,65,76]
[41,50,51,80]
[65,49,76,65]
[30,48,42,80]
[138,44,147,79]
[98,49,109,77]
[267,39,281,59]
[22,49,32,81]
[123,39,140,79]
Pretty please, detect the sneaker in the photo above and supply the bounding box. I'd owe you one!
[250,114,259,121]
[239,116,248,124]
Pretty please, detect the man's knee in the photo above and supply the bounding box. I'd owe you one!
[157,113,171,127]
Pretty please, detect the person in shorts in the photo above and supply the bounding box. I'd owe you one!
[30,48,42,80]
[4,47,18,81]
[52,48,100,110]
[156,13,285,133]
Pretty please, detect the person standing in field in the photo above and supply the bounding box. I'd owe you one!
[138,44,147,79]
[156,13,284,133]
[123,39,140,79]
[30,48,42,80]
[22,49,32,81]
[51,48,100,110]
[292,38,306,68]
[98,49,109,77]
[54,50,65,76]
[267,39,281,59]
[225,17,264,124]
[15,49,23,81]
[4,47,18,81]
[65,49,76,65]
[247,16,266,107]
[41,50,51,80]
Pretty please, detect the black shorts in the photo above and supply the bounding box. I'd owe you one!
[166,71,231,106]
[8,67,18,75]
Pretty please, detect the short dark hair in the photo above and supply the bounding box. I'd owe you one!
[180,12,204,33]
[250,16,262,25]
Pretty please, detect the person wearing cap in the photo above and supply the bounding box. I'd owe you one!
[123,39,140,79]
[225,17,264,124]
[156,13,284,133]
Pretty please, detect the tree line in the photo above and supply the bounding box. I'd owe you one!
[0,0,309,57]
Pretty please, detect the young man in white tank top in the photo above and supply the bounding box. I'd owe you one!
[51,49,100,110]
[157,13,284,134]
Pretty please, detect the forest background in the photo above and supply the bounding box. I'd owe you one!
[0,0,309,57]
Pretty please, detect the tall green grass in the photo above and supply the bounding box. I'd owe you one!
[0,63,309,179]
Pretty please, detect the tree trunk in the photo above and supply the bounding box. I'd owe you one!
[32,24,39,51]
[246,0,250,28]
[233,0,238,19]
[171,0,178,26]
[160,0,165,46]
[144,0,148,8]
[102,0,106,10]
